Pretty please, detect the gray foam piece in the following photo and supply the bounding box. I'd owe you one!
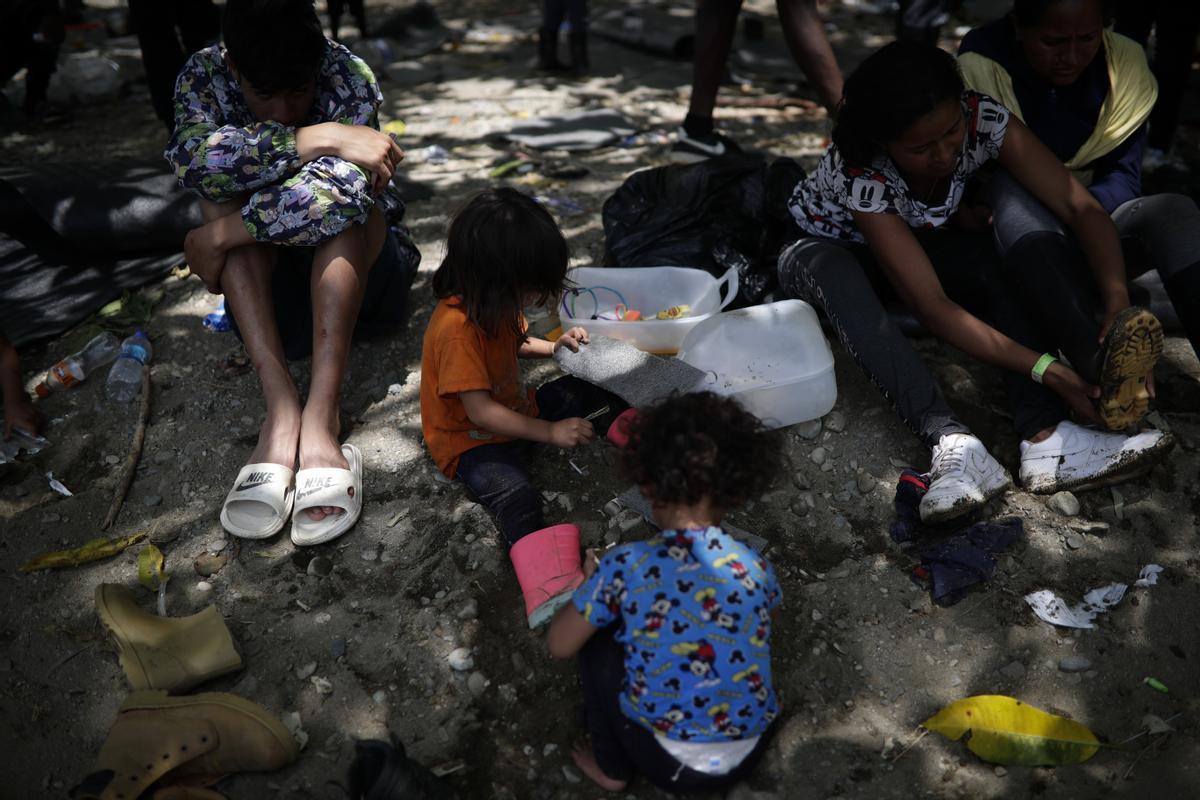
[553,334,707,408]
[615,486,769,554]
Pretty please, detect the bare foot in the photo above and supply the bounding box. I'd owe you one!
[298,403,349,521]
[247,405,301,469]
[571,744,627,792]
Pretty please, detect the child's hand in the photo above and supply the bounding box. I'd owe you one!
[548,417,594,448]
[582,548,600,579]
[553,327,590,354]
[3,393,43,441]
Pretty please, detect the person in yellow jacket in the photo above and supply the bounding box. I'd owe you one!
[958,0,1200,401]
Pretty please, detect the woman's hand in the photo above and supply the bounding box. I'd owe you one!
[1042,362,1102,425]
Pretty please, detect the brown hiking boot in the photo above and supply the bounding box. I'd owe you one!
[1097,307,1163,430]
[71,690,298,799]
[95,584,242,693]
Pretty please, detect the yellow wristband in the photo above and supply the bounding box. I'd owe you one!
[1031,353,1057,384]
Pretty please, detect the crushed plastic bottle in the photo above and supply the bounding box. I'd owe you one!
[0,429,48,465]
[106,331,153,404]
[203,300,231,332]
[417,144,449,164]
[35,332,121,398]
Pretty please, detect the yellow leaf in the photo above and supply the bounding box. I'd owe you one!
[383,119,407,136]
[138,543,166,591]
[19,533,146,572]
[923,695,1099,766]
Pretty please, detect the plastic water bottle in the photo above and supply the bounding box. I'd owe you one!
[106,331,153,404]
[34,332,121,398]
[203,299,231,332]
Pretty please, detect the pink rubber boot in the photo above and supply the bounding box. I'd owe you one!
[509,524,585,628]
[606,408,640,449]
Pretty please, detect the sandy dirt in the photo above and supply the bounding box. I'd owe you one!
[2,1,1200,798]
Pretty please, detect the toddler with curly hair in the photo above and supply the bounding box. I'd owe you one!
[547,392,785,793]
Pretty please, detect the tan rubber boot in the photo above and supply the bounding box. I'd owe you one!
[71,690,298,799]
[95,584,243,693]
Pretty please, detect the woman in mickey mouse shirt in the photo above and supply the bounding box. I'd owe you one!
[547,392,783,794]
[780,41,1170,528]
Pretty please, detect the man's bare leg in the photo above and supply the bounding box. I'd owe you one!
[298,208,386,520]
[776,0,843,113]
[200,200,302,471]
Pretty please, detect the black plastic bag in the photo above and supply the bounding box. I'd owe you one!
[601,153,805,306]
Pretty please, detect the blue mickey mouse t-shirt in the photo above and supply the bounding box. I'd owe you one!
[573,526,782,743]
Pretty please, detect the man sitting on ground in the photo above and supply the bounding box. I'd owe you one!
[165,0,418,544]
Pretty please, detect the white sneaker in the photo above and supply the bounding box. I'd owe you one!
[919,433,1013,524]
[1019,420,1174,494]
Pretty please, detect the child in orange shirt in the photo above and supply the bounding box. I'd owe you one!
[420,188,627,627]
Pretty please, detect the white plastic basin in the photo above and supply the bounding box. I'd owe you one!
[560,266,738,354]
[677,299,837,429]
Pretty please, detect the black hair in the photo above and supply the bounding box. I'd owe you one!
[1011,0,1115,28]
[432,188,570,339]
[832,41,964,168]
[618,392,783,511]
[223,0,326,94]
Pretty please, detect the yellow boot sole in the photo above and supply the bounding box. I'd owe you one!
[1098,307,1162,430]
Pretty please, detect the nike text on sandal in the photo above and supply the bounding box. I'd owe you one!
[1097,306,1163,430]
[219,463,295,539]
[291,443,363,546]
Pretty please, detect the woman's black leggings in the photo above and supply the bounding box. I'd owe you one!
[777,228,1068,448]
[989,171,1200,368]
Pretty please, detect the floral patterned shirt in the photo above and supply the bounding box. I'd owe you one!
[788,91,1010,243]
[163,40,404,246]
[574,526,782,743]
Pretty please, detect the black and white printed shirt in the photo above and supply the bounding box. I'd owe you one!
[788,91,1010,243]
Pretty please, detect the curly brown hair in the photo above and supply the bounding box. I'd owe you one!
[618,392,783,510]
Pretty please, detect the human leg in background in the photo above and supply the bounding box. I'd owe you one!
[130,0,219,131]
[566,0,589,75]
[1116,1,1200,158]
[539,0,568,71]
[670,0,744,161]
[777,237,1008,524]
[775,0,843,111]
[297,208,384,521]
[1112,193,1200,359]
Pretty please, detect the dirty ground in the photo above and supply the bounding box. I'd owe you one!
[2,1,1200,798]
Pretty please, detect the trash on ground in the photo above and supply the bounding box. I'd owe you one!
[535,194,585,217]
[416,144,449,164]
[1144,677,1169,694]
[46,471,73,496]
[20,532,146,572]
[203,299,231,332]
[1025,564,1163,629]
[922,695,1100,766]
[0,429,49,465]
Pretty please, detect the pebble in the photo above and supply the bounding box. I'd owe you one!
[193,552,229,577]
[387,383,403,395]
[296,661,317,680]
[330,637,347,659]
[360,546,380,562]
[150,527,180,545]
[1047,491,1080,517]
[448,648,474,672]
[908,595,932,613]
[561,765,582,784]
[457,599,479,621]
[999,660,1026,680]
[1058,656,1092,673]
[856,475,874,494]
[196,581,213,593]
[372,690,387,705]
[811,609,823,622]
[810,447,827,466]
[314,612,332,625]
[307,556,333,577]
[795,419,822,440]
[825,411,846,432]
[1065,534,1084,550]
[994,766,1007,777]
[310,675,334,695]
[104,454,120,465]
[467,671,487,697]
[142,493,162,507]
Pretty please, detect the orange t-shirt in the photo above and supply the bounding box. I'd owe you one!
[420,298,538,477]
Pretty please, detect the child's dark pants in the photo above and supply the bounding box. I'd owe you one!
[455,376,625,547]
[579,626,773,792]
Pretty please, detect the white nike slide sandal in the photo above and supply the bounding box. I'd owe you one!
[290,443,363,547]
[220,462,295,539]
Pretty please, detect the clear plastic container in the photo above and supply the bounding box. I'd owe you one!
[35,332,121,397]
[677,299,837,429]
[559,266,738,354]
